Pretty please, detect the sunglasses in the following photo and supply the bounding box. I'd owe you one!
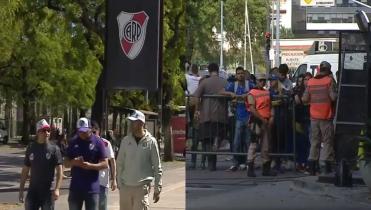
[258,79,267,82]
[39,128,50,133]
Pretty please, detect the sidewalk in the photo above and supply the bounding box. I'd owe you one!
[0,141,185,210]
[11,165,184,210]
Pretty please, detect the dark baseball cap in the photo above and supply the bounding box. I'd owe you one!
[320,61,331,72]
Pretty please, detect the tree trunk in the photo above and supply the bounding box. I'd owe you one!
[162,104,173,161]
[112,110,118,131]
[63,107,69,134]
[21,99,30,145]
[5,90,12,138]
[21,67,31,145]
[71,107,78,135]
[91,71,105,127]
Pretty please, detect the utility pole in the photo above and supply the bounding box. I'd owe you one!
[246,1,254,74]
[244,0,247,70]
[275,0,280,67]
[220,0,224,70]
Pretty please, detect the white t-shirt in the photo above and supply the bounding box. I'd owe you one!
[99,138,114,188]
[185,73,201,95]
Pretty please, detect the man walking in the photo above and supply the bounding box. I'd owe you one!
[91,121,117,210]
[117,110,163,210]
[66,117,108,210]
[223,67,252,171]
[194,63,228,171]
[19,119,63,210]
[246,73,277,177]
[302,61,337,175]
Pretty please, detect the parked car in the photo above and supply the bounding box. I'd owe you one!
[0,119,8,144]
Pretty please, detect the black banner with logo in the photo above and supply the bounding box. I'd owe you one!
[105,0,162,90]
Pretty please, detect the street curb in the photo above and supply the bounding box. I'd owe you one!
[290,178,371,206]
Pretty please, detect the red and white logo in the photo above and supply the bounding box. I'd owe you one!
[117,11,149,60]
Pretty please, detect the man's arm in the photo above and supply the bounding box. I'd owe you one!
[107,141,117,191]
[301,88,310,104]
[53,165,63,200]
[19,166,30,203]
[151,139,163,193]
[82,159,108,171]
[329,80,337,102]
[116,138,125,187]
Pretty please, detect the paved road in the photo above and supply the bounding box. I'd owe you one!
[186,154,371,210]
[0,141,185,210]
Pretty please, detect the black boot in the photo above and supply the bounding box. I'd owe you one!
[262,162,277,176]
[325,161,333,174]
[307,160,317,176]
[247,162,256,177]
[208,155,217,171]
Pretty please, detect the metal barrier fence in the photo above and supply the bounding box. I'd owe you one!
[185,93,298,170]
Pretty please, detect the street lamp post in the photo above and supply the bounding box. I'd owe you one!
[220,0,224,70]
[275,0,280,67]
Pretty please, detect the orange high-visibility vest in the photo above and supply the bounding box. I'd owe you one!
[307,76,333,120]
[248,89,271,119]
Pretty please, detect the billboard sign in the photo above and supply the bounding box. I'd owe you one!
[105,0,162,90]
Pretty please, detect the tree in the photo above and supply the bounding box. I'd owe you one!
[0,1,101,143]
[186,0,269,70]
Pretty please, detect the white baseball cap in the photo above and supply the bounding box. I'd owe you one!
[36,119,50,132]
[127,110,145,123]
[76,117,91,132]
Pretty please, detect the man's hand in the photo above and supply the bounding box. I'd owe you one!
[261,118,268,125]
[111,179,117,191]
[19,190,24,203]
[72,157,84,168]
[153,191,160,203]
[268,117,274,127]
[194,111,200,121]
[81,162,92,170]
[52,189,60,201]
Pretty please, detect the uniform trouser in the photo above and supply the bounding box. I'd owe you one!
[308,119,334,162]
[247,122,270,164]
[119,184,150,210]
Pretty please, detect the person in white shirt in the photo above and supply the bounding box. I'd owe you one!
[91,121,117,210]
[117,110,163,210]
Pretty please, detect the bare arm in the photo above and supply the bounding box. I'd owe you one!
[54,165,63,190]
[82,159,108,171]
[52,165,63,200]
[19,166,30,202]
[109,158,117,190]
[301,88,310,104]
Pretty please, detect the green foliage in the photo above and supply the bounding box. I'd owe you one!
[186,0,269,71]
[0,1,101,112]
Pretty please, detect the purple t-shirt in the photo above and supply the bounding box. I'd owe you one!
[67,134,106,193]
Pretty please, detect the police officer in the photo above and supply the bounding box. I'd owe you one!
[19,119,63,210]
[246,73,277,177]
[302,61,337,175]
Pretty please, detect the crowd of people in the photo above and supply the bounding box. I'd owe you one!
[185,61,338,177]
[19,110,162,210]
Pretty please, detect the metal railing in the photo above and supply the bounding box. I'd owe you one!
[185,93,298,169]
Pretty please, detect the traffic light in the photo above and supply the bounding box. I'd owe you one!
[265,32,271,50]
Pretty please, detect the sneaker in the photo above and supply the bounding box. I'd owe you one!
[226,165,238,172]
[239,164,247,170]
